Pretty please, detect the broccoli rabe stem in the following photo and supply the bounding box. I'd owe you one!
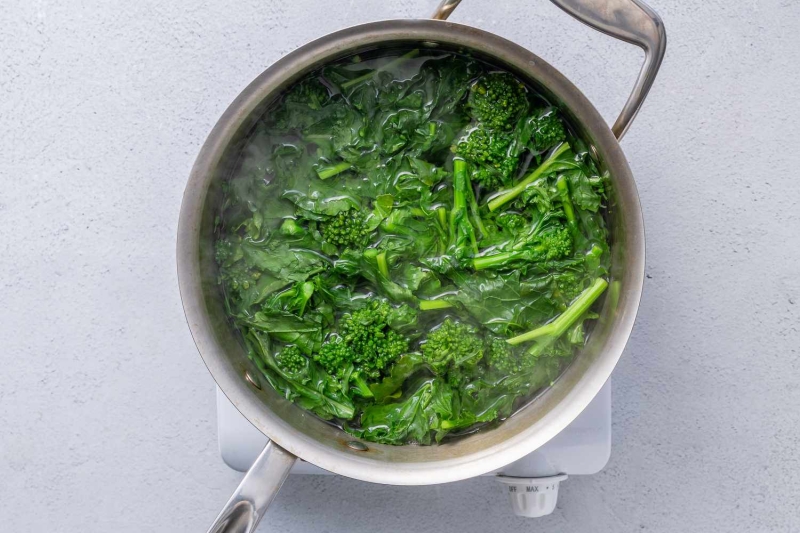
[376,251,390,278]
[436,206,447,228]
[341,49,420,89]
[450,158,479,255]
[473,249,534,271]
[556,175,578,237]
[351,374,375,398]
[464,167,489,238]
[507,277,608,346]
[487,143,571,212]
[316,161,352,180]
[419,299,453,311]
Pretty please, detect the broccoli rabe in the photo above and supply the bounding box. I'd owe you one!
[421,318,484,374]
[320,208,371,249]
[272,78,331,131]
[285,78,330,110]
[453,128,517,189]
[315,300,409,380]
[473,220,573,271]
[468,72,528,130]
[487,337,527,374]
[527,108,567,152]
[508,277,608,356]
[275,345,307,375]
[216,50,612,446]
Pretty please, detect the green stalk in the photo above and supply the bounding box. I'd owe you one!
[316,161,352,180]
[472,251,517,271]
[341,49,420,89]
[450,158,478,255]
[465,166,488,238]
[436,206,447,228]
[507,277,608,346]
[488,143,571,212]
[351,374,374,399]
[419,299,453,311]
[556,175,575,224]
[376,251,390,278]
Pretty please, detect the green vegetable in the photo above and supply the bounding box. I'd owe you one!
[508,277,609,355]
[214,49,611,445]
[421,318,485,374]
[467,72,528,130]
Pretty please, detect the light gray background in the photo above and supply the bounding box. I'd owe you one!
[2,1,799,531]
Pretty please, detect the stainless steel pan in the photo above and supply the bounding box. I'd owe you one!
[177,1,665,531]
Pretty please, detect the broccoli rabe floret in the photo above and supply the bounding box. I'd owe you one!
[454,127,512,164]
[453,127,517,189]
[487,337,522,374]
[340,301,409,377]
[468,73,528,130]
[320,208,370,249]
[275,345,308,375]
[472,222,573,271]
[537,226,573,260]
[284,78,330,110]
[215,238,239,266]
[421,319,484,374]
[314,300,409,379]
[529,108,567,152]
[553,272,585,302]
[220,263,261,295]
[495,212,528,232]
[272,78,331,131]
[315,336,353,376]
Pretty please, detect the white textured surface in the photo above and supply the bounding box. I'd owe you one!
[1,1,799,531]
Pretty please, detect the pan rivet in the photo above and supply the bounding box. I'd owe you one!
[346,440,368,451]
[245,371,261,390]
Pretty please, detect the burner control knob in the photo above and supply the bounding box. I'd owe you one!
[496,474,567,517]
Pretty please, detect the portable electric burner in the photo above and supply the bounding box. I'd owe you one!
[217,381,611,517]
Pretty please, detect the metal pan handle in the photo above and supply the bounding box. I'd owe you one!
[431,0,666,140]
[206,440,296,533]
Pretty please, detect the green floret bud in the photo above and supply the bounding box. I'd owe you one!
[487,337,518,374]
[539,226,573,260]
[276,345,307,375]
[221,264,261,294]
[454,127,512,164]
[340,301,409,378]
[272,78,331,131]
[495,212,528,232]
[453,127,519,189]
[320,208,370,249]
[553,272,584,302]
[315,300,410,379]
[284,78,330,110]
[314,336,354,377]
[421,318,485,374]
[468,72,528,130]
[530,108,567,152]
[487,337,539,375]
[215,236,245,267]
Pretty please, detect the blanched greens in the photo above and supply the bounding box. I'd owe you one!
[215,49,611,445]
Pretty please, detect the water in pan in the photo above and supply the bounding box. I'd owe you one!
[213,46,611,445]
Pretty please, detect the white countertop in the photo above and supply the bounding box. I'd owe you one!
[2,1,799,531]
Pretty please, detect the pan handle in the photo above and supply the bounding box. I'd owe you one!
[431,0,666,140]
[206,440,297,533]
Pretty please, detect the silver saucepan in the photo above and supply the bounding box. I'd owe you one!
[177,1,665,531]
